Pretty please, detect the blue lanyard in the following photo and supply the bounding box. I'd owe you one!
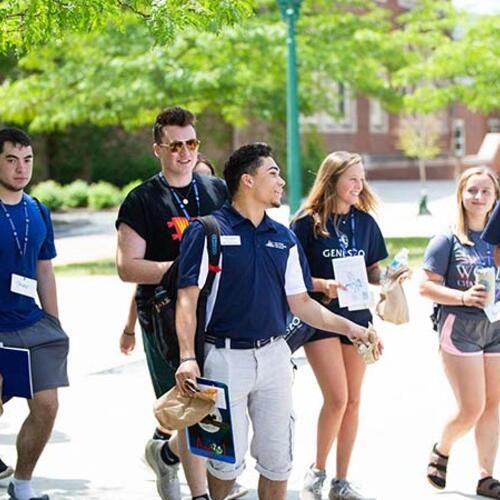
[159,173,200,220]
[0,193,30,256]
[333,211,357,254]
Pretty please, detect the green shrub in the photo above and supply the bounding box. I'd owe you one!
[87,181,122,209]
[121,179,142,199]
[30,181,65,211]
[63,180,89,208]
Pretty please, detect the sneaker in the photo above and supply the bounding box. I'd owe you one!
[144,439,181,500]
[7,482,49,500]
[302,463,327,499]
[329,479,368,500]
[225,482,249,499]
[0,457,14,480]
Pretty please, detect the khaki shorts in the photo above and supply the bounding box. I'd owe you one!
[203,337,294,481]
[0,314,69,395]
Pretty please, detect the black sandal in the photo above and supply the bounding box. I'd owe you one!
[427,443,448,489]
[477,477,500,499]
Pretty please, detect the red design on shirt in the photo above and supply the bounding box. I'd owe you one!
[167,217,190,240]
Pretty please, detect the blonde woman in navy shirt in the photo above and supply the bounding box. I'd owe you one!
[291,151,388,500]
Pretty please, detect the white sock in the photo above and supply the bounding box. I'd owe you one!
[11,478,35,500]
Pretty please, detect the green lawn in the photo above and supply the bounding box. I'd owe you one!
[54,236,430,276]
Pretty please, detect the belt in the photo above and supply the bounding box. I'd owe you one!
[205,334,281,350]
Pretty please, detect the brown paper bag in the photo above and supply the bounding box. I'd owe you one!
[352,323,381,364]
[376,266,410,325]
[154,385,218,431]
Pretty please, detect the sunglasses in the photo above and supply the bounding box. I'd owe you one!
[158,138,200,154]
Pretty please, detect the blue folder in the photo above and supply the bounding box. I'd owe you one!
[187,377,235,464]
[0,345,33,399]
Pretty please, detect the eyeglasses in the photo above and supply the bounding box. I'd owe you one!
[158,138,200,154]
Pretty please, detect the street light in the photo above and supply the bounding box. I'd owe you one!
[278,0,303,214]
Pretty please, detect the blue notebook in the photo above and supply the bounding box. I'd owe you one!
[0,345,33,399]
[186,378,235,464]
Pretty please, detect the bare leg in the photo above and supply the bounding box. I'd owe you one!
[15,389,58,479]
[258,475,287,500]
[336,344,366,479]
[207,471,234,500]
[475,356,500,478]
[177,430,208,497]
[304,338,347,470]
[438,351,485,455]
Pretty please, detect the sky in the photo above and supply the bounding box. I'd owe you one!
[453,0,500,15]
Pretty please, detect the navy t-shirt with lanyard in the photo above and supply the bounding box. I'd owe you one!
[0,194,56,332]
[423,228,499,319]
[291,207,388,329]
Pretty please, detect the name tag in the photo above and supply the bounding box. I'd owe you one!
[221,235,241,246]
[11,274,37,299]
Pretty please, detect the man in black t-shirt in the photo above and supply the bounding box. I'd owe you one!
[116,106,227,500]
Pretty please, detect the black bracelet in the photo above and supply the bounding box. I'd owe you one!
[180,357,197,364]
[122,330,135,337]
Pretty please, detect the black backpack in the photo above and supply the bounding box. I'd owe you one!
[150,215,221,370]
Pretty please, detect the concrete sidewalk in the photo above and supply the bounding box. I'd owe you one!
[0,275,495,499]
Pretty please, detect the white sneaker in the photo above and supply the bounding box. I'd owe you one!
[329,479,370,500]
[144,439,181,500]
[301,463,327,500]
[0,458,14,480]
[225,482,249,499]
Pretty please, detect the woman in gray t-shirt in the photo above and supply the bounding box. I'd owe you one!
[420,166,500,498]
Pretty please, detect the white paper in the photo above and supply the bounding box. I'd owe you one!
[485,302,500,323]
[11,274,37,299]
[197,382,227,410]
[332,256,370,311]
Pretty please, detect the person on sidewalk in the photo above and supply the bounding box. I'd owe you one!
[118,151,247,500]
[482,200,500,266]
[420,166,500,499]
[290,151,388,500]
[0,127,70,500]
[116,106,227,500]
[175,142,372,500]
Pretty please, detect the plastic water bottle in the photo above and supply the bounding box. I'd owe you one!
[387,248,409,275]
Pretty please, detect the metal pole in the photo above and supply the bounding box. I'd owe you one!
[279,1,302,214]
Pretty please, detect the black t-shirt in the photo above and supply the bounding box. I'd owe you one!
[116,172,228,310]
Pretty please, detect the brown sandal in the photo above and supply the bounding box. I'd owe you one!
[477,477,500,499]
[427,443,448,489]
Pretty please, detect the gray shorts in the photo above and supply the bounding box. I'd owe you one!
[439,312,500,356]
[203,337,294,482]
[0,314,69,395]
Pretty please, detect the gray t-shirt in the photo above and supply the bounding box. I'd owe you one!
[423,229,499,318]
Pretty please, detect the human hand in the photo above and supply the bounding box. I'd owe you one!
[463,284,489,309]
[397,268,412,283]
[175,360,201,397]
[120,331,136,355]
[321,279,347,301]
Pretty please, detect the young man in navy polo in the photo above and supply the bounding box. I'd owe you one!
[175,142,371,500]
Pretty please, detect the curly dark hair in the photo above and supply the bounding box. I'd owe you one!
[0,128,33,154]
[223,142,273,197]
[153,106,196,144]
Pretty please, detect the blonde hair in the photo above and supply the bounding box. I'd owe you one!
[455,166,499,245]
[294,151,378,238]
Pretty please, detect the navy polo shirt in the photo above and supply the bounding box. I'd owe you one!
[178,203,312,341]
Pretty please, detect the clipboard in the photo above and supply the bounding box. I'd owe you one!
[0,345,33,399]
[186,377,235,464]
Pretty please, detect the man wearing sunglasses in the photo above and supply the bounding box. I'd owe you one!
[116,106,227,500]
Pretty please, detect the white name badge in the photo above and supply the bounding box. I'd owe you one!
[11,274,37,299]
[485,302,500,323]
[221,235,241,246]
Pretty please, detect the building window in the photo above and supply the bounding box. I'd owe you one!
[369,100,389,133]
[452,119,465,157]
[487,118,500,133]
[301,82,357,133]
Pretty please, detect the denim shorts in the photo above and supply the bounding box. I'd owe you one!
[439,312,500,356]
[0,314,70,394]
[203,337,294,481]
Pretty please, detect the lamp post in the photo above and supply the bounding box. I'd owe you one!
[278,0,302,214]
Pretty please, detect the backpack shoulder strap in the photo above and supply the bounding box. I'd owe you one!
[198,215,221,295]
[32,196,48,230]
